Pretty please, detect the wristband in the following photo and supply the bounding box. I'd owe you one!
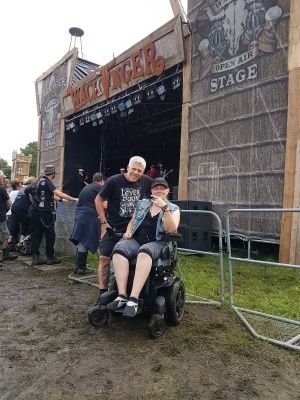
[100,220,107,225]
[161,205,168,212]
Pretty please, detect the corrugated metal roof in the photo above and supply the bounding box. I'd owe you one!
[72,57,99,84]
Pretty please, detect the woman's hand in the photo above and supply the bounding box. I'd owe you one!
[151,195,166,209]
[123,231,132,240]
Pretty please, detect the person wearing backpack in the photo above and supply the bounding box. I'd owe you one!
[8,177,36,249]
[30,165,78,266]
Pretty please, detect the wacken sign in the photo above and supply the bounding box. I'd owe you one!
[67,41,165,112]
[194,0,283,92]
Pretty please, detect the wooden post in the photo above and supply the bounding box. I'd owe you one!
[289,141,300,264]
[169,0,186,21]
[37,116,42,175]
[279,0,300,262]
[58,118,65,191]
[178,33,191,200]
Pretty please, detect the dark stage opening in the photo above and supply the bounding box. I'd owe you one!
[64,65,183,197]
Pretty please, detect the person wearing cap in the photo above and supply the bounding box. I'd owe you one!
[94,156,153,304]
[106,177,180,317]
[0,170,18,269]
[30,165,78,266]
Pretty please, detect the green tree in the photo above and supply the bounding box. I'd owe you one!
[0,158,11,179]
[20,141,38,177]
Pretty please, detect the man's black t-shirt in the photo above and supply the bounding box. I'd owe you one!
[0,186,9,222]
[77,182,101,208]
[99,174,152,231]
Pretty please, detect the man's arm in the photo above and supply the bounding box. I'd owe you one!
[53,189,78,202]
[95,195,109,239]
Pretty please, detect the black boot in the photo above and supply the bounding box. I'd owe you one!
[74,251,88,275]
[3,248,18,261]
[31,254,44,266]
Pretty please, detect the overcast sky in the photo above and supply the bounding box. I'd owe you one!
[1,0,187,165]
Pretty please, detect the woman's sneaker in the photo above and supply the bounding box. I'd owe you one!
[106,295,127,310]
[123,297,139,317]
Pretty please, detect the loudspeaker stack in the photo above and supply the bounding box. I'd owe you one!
[172,200,212,251]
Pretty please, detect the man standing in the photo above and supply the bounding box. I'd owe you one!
[0,170,18,269]
[95,156,152,302]
[30,165,78,266]
[69,172,105,275]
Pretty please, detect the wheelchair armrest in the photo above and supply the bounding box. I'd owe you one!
[163,232,183,243]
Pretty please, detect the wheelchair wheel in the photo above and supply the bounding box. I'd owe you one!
[88,307,109,327]
[166,279,185,325]
[148,313,166,338]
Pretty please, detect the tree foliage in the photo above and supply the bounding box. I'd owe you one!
[0,158,11,178]
[20,141,38,177]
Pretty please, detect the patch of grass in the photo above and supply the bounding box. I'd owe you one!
[180,253,300,320]
[67,249,299,320]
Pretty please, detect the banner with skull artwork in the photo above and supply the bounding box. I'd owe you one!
[192,0,283,92]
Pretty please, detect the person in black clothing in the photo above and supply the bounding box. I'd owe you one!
[30,165,78,266]
[0,170,18,269]
[95,156,153,302]
[69,172,105,275]
[8,176,36,247]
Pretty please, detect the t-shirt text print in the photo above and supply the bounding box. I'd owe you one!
[119,187,140,218]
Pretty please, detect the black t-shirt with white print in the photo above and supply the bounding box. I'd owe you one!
[99,174,152,231]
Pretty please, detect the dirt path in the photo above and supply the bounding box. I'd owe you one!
[1,258,299,400]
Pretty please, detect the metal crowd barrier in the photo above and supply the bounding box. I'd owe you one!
[226,208,300,352]
[179,210,224,306]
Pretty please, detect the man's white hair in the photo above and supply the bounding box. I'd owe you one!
[128,156,146,170]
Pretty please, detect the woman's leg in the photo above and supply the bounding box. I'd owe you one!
[130,252,152,299]
[112,253,129,296]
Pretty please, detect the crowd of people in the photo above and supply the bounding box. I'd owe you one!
[0,156,180,318]
[0,166,77,269]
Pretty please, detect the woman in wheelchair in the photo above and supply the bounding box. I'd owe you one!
[106,177,180,317]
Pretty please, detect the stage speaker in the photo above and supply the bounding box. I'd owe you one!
[172,201,189,226]
[177,226,211,252]
[188,227,211,251]
[172,200,212,229]
[187,201,212,228]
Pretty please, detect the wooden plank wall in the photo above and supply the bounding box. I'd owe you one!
[187,0,289,241]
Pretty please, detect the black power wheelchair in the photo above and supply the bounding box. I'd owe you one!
[88,231,185,338]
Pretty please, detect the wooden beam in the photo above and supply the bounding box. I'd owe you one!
[178,33,191,200]
[289,141,300,264]
[279,0,300,262]
[169,0,186,21]
[58,119,65,191]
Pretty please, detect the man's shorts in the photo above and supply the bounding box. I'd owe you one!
[99,232,122,257]
[0,220,9,244]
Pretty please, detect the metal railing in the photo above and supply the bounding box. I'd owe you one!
[179,210,224,306]
[226,208,300,352]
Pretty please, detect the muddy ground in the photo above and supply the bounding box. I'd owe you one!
[1,258,299,400]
